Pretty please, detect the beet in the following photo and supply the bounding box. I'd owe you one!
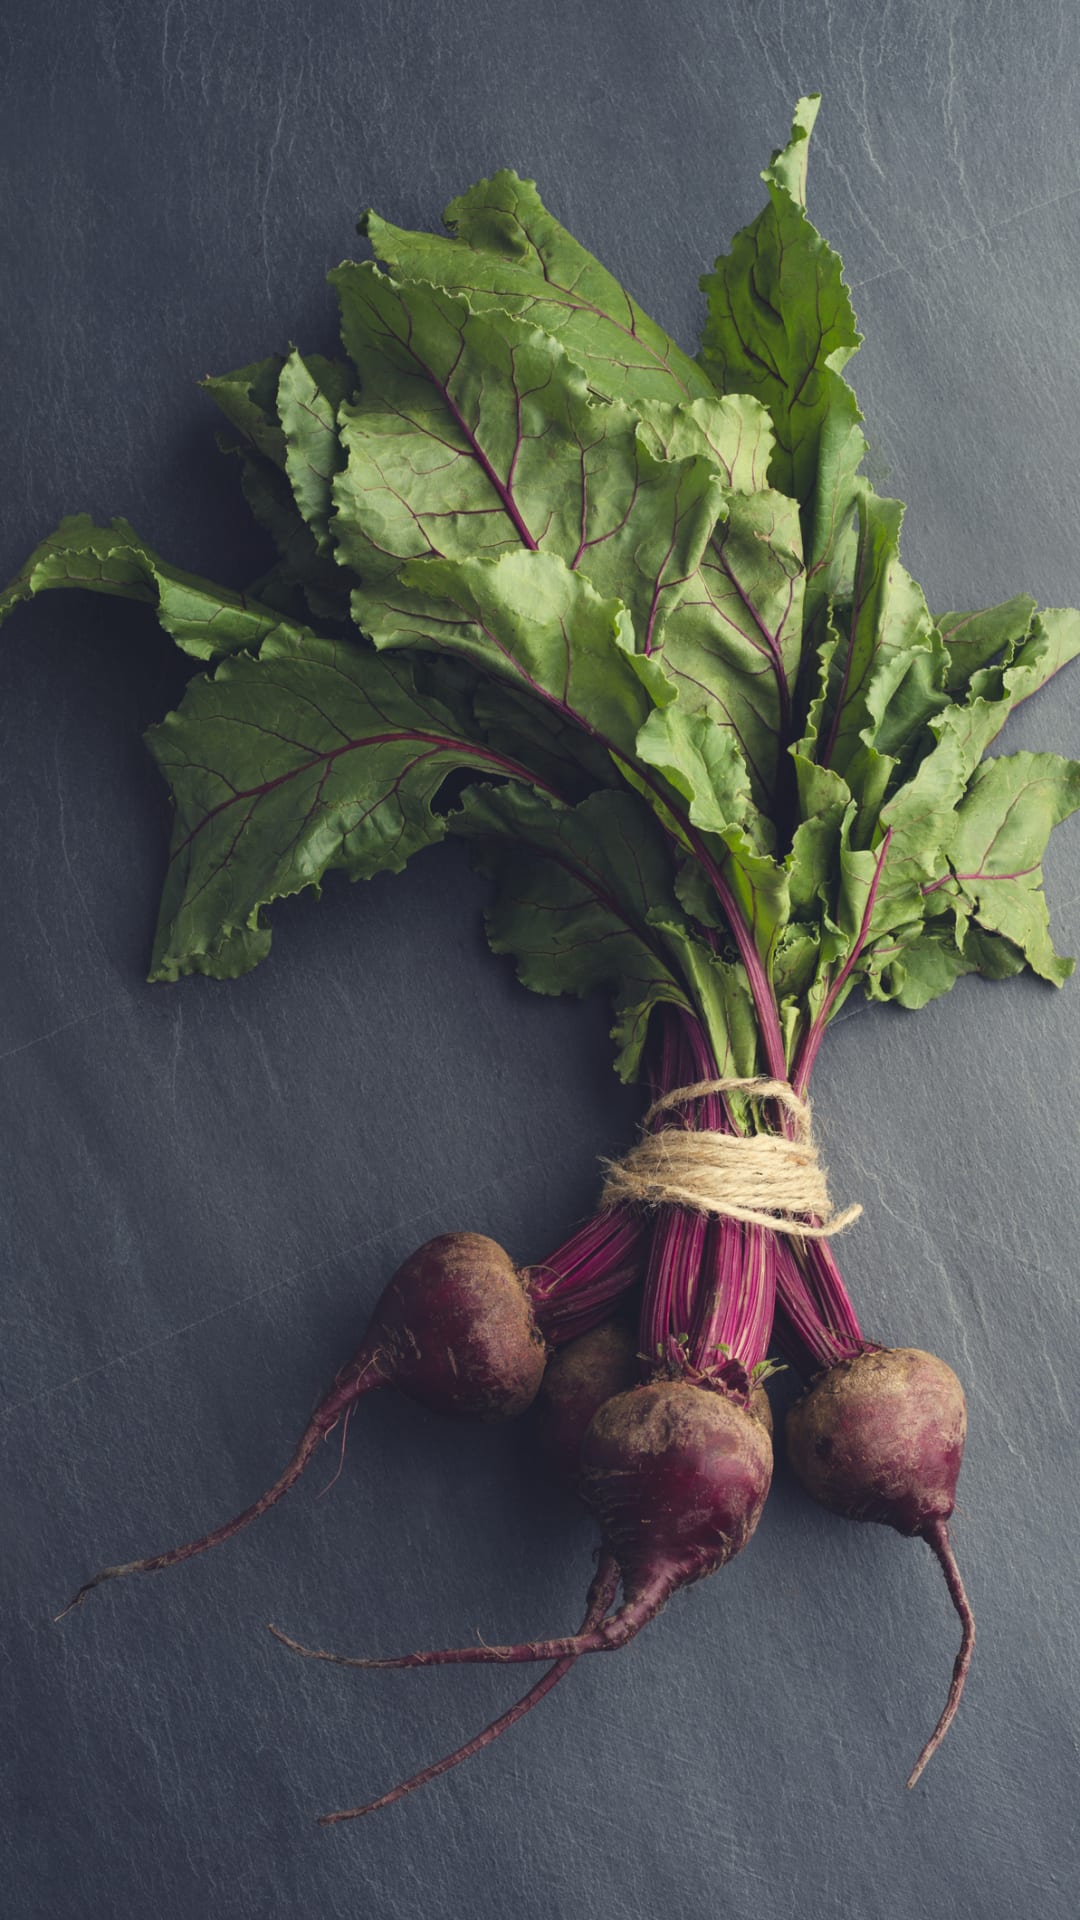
[577,1379,773,1641]
[786,1345,975,1785]
[368,1232,545,1421]
[748,1381,774,1439]
[58,1232,545,1616]
[532,1318,640,1488]
[273,1377,773,1671]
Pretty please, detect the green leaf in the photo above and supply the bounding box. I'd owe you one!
[875,927,975,1010]
[804,381,866,628]
[698,96,866,623]
[202,356,287,465]
[352,549,672,763]
[772,922,822,1001]
[961,923,1030,982]
[452,783,694,1080]
[240,562,312,623]
[0,515,313,662]
[146,634,546,982]
[788,823,887,1037]
[638,701,790,973]
[869,638,951,769]
[937,595,1036,694]
[329,266,723,644]
[670,832,789,966]
[232,453,352,623]
[943,751,1080,983]
[871,919,1028,1010]
[9,109,1079,1078]
[785,612,855,911]
[645,486,806,808]
[456,781,762,1082]
[204,350,354,614]
[652,919,763,1081]
[873,737,967,937]
[938,606,1080,773]
[635,701,756,835]
[362,171,715,408]
[634,394,774,494]
[277,350,354,556]
[815,490,937,776]
[870,604,1080,950]
[471,680,618,797]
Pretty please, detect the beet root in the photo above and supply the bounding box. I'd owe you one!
[532,1318,640,1488]
[58,1232,545,1616]
[362,1231,547,1420]
[748,1381,774,1440]
[577,1379,773,1640]
[785,1345,974,1786]
[271,1377,773,1672]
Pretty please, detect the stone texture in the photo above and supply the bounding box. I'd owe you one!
[2,5,1078,1914]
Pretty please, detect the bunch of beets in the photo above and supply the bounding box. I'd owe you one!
[7,99,1079,1824]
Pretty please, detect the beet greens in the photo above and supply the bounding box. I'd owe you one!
[6,95,1080,1816]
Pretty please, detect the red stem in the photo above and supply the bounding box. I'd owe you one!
[793,828,892,1097]
[677,816,787,1080]
[770,1246,848,1373]
[527,1207,646,1346]
[638,1010,775,1381]
[638,1010,712,1366]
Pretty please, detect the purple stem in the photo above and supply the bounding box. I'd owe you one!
[773,1238,864,1374]
[527,1208,645,1346]
[638,1010,707,1363]
[776,840,892,1372]
[801,1236,865,1353]
[771,1244,847,1373]
[638,1010,775,1382]
[673,813,787,1081]
[692,1216,775,1377]
[792,829,892,1098]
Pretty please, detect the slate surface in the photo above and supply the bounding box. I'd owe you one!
[2,5,1079,1916]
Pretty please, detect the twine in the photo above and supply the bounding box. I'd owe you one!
[599,1076,862,1240]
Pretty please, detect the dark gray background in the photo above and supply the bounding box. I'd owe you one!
[2,4,1078,1916]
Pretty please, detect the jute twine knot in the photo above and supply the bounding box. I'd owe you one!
[599,1077,862,1240]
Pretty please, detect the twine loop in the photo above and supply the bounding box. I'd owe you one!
[599,1076,861,1240]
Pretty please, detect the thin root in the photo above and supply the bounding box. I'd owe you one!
[55,1368,380,1620]
[906,1517,976,1789]
[315,1556,622,1826]
[268,1567,672,1670]
[316,1406,355,1501]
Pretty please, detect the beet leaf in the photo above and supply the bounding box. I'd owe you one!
[3,96,1078,1085]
